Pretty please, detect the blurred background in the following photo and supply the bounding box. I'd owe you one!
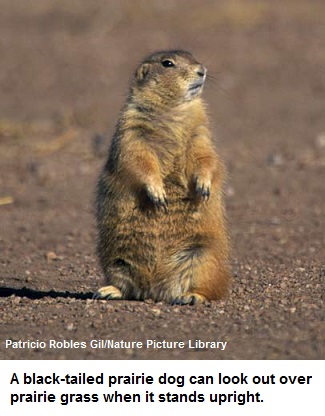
[1,0,324,253]
[1,0,324,130]
[0,0,324,359]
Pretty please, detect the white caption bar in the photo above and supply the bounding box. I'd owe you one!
[0,360,322,415]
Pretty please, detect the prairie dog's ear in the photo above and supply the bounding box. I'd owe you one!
[135,63,150,82]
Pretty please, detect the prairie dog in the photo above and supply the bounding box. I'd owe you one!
[94,50,230,304]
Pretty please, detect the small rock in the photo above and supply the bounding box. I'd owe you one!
[66,323,74,331]
[267,153,284,166]
[151,308,161,316]
[315,133,325,149]
[46,251,58,263]
[225,186,235,197]
[11,296,21,305]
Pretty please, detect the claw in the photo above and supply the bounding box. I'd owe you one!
[196,185,210,201]
[171,293,206,305]
[146,184,168,212]
[194,177,211,202]
[157,196,168,213]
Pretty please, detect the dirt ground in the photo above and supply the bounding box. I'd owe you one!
[0,0,324,360]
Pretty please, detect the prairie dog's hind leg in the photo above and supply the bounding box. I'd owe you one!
[166,245,229,305]
[171,292,207,305]
[156,245,208,305]
[93,260,140,300]
[93,285,123,300]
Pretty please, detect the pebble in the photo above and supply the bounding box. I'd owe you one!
[267,153,284,166]
[11,296,21,304]
[46,251,62,263]
[226,186,235,197]
[151,308,161,316]
[315,133,325,149]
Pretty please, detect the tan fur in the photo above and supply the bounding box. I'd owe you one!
[95,50,231,305]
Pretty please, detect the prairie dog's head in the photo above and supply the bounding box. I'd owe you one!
[131,50,207,106]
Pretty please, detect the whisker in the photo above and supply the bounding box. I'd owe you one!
[205,70,232,98]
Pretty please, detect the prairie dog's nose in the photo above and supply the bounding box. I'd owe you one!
[196,65,207,78]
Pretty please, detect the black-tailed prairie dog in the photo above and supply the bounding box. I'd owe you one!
[94,50,231,305]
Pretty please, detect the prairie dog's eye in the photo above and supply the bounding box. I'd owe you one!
[161,60,175,67]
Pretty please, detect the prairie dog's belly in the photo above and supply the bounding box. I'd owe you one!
[104,185,202,254]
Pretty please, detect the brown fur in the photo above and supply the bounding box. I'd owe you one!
[95,50,231,305]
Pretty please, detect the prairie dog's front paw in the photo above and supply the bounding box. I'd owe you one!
[145,183,168,211]
[194,176,211,201]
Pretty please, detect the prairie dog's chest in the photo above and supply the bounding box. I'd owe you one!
[154,122,193,173]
